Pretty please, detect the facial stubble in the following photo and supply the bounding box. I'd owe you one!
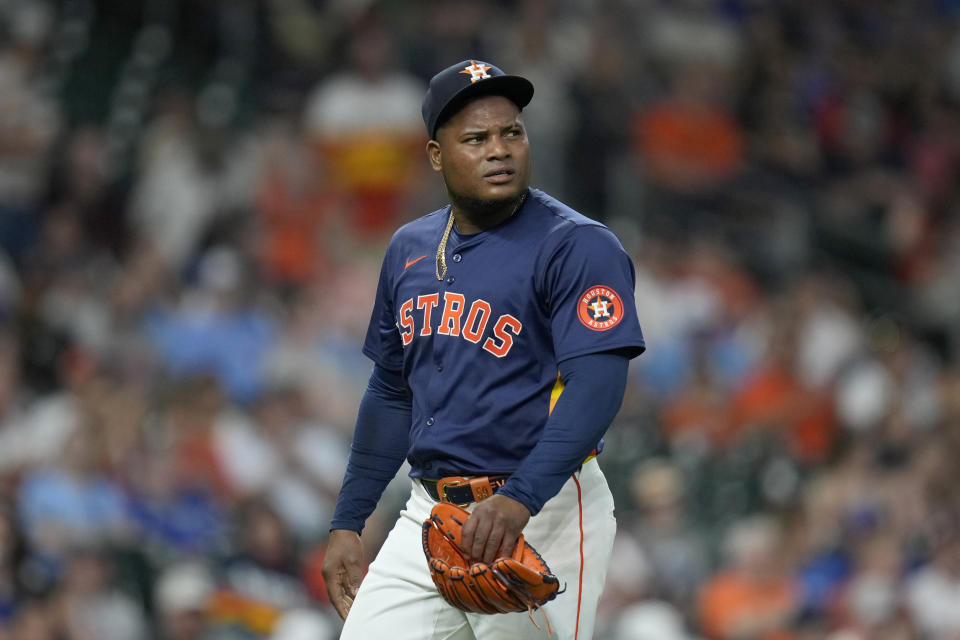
[446,188,526,230]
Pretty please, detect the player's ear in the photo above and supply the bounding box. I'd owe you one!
[426,139,442,173]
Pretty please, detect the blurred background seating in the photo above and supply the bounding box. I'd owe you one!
[0,0,959,638]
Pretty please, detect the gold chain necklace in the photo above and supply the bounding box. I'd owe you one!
[435,192,527,281]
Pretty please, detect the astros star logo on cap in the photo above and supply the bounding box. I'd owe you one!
[460,61,492,83]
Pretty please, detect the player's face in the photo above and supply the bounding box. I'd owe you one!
[429,95,531,204]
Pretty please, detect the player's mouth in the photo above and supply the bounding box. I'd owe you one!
[483,168,515,184]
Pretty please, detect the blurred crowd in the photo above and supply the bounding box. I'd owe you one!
[0,0,959,638]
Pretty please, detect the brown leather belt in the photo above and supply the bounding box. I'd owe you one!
[421,475,509,506]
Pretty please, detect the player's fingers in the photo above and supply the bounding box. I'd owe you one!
[499,531,517,560]
[345,572,360,599]
[329,563,362,620]
[467,514,493,561]
[322,529,363,618]
[461,509,484,557]
[327,575,350,620]
[460,512,477,557]
[481,525,505,564]
[340,582,356,617]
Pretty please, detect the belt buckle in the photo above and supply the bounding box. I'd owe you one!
[436,477,470,506]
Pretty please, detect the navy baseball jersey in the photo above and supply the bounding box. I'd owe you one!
[362,188,645,479]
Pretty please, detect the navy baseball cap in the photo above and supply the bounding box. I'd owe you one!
[422,60,534,139]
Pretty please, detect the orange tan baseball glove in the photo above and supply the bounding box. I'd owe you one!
[422,502,562,629]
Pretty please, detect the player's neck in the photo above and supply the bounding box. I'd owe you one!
[451,191,527,235]
[453,209,511,235]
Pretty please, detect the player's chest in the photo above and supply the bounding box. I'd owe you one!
[392,238,543,357]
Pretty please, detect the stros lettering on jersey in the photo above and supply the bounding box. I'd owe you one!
[362,189,646,479]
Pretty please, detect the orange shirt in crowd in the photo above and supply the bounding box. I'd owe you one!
[727,366,835,463]
[174,432,233,500]
[661,383,730,446]
[634,100,744,192]
[256,168,334,286]
[698,570,796,640]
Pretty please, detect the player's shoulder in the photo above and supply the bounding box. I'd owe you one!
[523,189,621,248]
[526,189,598,225]
[392,206,450,241]
[382,206,450,260]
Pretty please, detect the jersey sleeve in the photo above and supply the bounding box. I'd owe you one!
[541,225,646,362]
[362,244,405,372]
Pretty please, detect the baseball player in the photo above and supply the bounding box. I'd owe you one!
[322,59,646,639]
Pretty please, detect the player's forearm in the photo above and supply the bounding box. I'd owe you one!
[330,365,413,533]
[497,351,629,515]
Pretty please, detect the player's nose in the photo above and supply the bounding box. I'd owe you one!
[485,134,510,160]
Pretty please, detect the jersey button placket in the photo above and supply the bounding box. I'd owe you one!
[446,248,460,285]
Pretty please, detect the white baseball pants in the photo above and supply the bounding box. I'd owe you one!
[340,458,616,640]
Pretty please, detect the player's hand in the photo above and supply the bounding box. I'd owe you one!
[460,494,531,564]
[322,529,365,620]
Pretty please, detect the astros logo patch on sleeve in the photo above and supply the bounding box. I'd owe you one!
[577,286,624,331]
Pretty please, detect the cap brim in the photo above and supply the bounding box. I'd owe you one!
[432,75,534,138]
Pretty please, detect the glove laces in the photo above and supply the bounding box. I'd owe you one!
[492,565,555,636]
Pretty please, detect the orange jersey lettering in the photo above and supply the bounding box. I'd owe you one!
[482,314,522,358]
[417,293,440,336]
[398,298,415,346]
[461,299,492,344]
[436,292,465,337]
